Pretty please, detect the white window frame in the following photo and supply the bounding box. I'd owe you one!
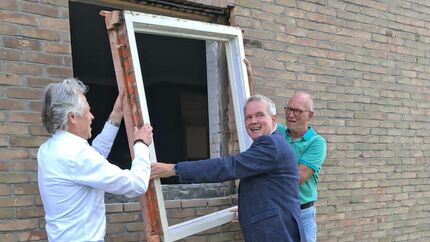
[123,11,251,241]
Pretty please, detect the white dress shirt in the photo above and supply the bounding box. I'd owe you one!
[37,122,151,242]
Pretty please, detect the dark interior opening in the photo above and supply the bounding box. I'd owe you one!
[69,2,209,184]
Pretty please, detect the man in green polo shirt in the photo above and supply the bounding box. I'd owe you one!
[277,92,327,242]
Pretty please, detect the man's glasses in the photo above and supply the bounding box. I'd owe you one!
[284,107,308,116]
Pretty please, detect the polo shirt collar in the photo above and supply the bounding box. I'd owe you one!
[286,127,315,141]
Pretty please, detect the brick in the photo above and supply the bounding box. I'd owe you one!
[262,4,284,14]
[29,101,42,112]
[21,27,60,41]
[0,196,34,207]
[4,62,43,76]
[0,23,18,35]
[44,42,71,54]
[22,1,59,17]
[126,222,145,232]
[26,76,59,87]
[207,197,232,206]
[2,37,42,51]
[46,66,73,77]
[46,0,68,7]
[29,125,48,136]
[107,233,141,242]
[17,231,47,241]
[16,206,45,218]
[183,235,207,242]
[196,207,219,216]
[106,203,123,213]
[64,55,73,65]
[124,202,140,212]
[181,199,208,208]
[0,161,13,171]
[15,183,39,195]
[7,87,43,100]
[239,0,263,9]
[0,48,22,61]
[0,99,24,111]
[0,136,9,147]
[25,52,63,65]
[0,219,37,231]
[0,208,14,219]
[8,112,41,123]
[14,160,37,171]
[0,10,38,26]
[28,148,39,160]
[0,148,29,159]
[62,31,71,42]
[166,208,196,218]
[108,213,140,223]
[165,199,181,208]
[271,0,294,7]
[35,195,43,206]
[0,233,13,242]
[0,173,33,184]
[0,0,18,10]
[41,17,69,31]
[106,223,125,234]
[0,74,22,85]
[0,184,11,195]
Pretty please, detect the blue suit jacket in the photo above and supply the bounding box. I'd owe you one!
[176,131,306,242]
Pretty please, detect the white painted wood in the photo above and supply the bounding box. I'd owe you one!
[123,10,250,241]
[225,37,252,151]
[125,11,241,41]
[167,206,238,241]
[124,14,170,237]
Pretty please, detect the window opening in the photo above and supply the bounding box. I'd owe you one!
[102,10,250,241]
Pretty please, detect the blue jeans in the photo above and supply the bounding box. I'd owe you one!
[301,205,317,242]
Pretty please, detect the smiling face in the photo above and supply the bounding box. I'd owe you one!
[244,100,277,141]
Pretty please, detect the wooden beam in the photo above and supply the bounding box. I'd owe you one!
[73,0,219,22]
[100,10,163,242]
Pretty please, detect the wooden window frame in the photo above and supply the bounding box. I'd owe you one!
[103,10,251,241]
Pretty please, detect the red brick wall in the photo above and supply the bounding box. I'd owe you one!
[1,0,71,241]
[0,1,242,241]
[2,0,430,241]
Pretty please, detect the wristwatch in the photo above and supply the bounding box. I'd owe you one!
[107,119,121,127]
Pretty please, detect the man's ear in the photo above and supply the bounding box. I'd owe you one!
[272,114,277,127]
[308,111,314,120]
[68,112,77,124]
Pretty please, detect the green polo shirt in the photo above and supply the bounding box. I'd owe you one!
[277,123,327,204]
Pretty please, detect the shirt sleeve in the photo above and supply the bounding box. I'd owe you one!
[177,135,286,183]
[70,142,151,198]
[300,136,327,173]
[91,121,119,158]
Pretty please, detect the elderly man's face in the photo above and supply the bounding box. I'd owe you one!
[73,93,94,140]
[244,100,276,141]
[285,94,312,134]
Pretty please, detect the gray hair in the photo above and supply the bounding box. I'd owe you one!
[244,94,277,116]
[41,78,88,134]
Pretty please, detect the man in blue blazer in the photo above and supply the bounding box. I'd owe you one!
[151,94,305,242]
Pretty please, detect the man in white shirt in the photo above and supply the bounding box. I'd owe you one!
[38,78,153,241]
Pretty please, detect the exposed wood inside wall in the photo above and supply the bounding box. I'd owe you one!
[100,10,162,242]
[72,0,230,24]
